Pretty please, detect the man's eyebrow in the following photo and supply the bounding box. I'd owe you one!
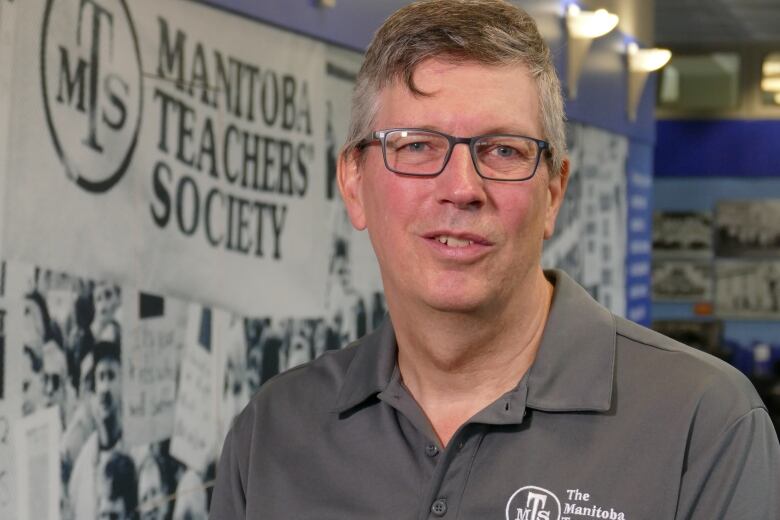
[379,124,538,136]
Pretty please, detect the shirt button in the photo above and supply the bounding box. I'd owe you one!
[431,498,447,516]
[425,444,439,457]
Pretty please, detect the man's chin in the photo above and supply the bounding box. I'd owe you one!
[422,291,494,315]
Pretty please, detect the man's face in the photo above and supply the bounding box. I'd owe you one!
[46,287,77,332]
[42,368,64,408]
[340,59,567,315]
[94,283,120,325]
[93,358,121,423]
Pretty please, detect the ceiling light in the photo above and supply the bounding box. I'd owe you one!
[763,61,780,76]
[762,77,780,92]
[626,43,672,121]
[628,43,672,73]
[566,5,619,39]
[565,4,620,99]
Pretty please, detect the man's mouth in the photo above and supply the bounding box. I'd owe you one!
[435,235,474,248]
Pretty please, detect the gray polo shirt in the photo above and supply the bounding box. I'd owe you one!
[210,271,780,519]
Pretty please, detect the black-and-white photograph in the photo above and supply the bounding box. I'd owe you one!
[652,260,713,302]
[651,320,725,358]
[652,211,713,258]
[716,260,780,319]
[542,123,628,316]
[715,200,780,257]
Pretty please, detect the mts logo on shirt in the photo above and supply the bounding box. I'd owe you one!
[506,486,561,520]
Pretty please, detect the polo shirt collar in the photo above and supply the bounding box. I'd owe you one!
[526,270,616,412]
[334,269,616,415]
[334,317,397,413]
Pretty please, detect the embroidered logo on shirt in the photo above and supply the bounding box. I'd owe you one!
[505,486,561,520]
[506,486,628,520]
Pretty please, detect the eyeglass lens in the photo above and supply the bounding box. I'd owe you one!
[383,130,541,179]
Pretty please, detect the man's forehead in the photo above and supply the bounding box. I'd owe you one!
[386,57,532,93]
[376,58,541,134]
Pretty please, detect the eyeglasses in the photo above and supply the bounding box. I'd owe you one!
[360,128,550,181]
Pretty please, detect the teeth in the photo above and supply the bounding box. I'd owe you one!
[436,235,473,247]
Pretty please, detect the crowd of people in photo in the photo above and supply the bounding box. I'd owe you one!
[19,268,218,520]
[16,254,386,520]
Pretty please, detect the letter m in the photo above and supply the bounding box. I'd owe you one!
[515,508,532,520]
[157,17,185,89]
[56,46,88,111]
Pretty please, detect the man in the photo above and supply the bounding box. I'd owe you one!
[97,451,138,520]
[92,281,122,343]
[211,1,780,519]
[41,339,72,427]
[68,340,125,519]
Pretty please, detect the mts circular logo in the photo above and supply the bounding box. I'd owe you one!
[41,0,143,193]
[506,486,561,520]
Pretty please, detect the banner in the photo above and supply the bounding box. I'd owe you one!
[0,1,379,514]
[543,123,629,317]
[2,0,331,316]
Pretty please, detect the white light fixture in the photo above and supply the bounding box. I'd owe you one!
[627,42,672,120]
[763,60,780,77]
[761,77,780,92]
[566,4,619,99]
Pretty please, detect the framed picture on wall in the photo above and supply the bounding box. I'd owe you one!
[652,260,713,302]
[715,200,780,257]
[715,259,780,318]
[652,211,713,258]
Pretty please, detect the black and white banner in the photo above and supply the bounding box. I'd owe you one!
[2,0,335,316]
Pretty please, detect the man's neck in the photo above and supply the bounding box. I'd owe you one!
[391,269,554,446]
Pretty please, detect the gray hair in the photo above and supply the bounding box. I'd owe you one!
[345,0,566,176]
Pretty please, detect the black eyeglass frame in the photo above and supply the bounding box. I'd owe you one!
[359,128,551,182]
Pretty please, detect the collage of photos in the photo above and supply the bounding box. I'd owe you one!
[542,123,628,316]
[2,258,386,520]
[653,202,780,320]
[652,201,780,375]
[714,200,780,319]
[651,210,722,360]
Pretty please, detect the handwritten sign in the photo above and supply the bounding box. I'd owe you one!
[123,291,186,446]
[170,304,216,472]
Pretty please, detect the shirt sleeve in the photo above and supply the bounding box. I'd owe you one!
[676,407,780,519]
[209,424,248,520]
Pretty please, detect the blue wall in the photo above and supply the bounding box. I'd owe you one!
[656,120,780,178]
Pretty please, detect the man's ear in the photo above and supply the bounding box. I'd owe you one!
[337,148,367,231]
[544,157,570,240]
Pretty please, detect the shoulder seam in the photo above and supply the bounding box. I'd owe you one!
[615,328,680,353]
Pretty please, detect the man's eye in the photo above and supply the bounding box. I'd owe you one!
[397,140,430,152]
[494,145,517,157]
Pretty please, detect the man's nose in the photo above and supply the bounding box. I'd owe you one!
[435,143,487,210]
